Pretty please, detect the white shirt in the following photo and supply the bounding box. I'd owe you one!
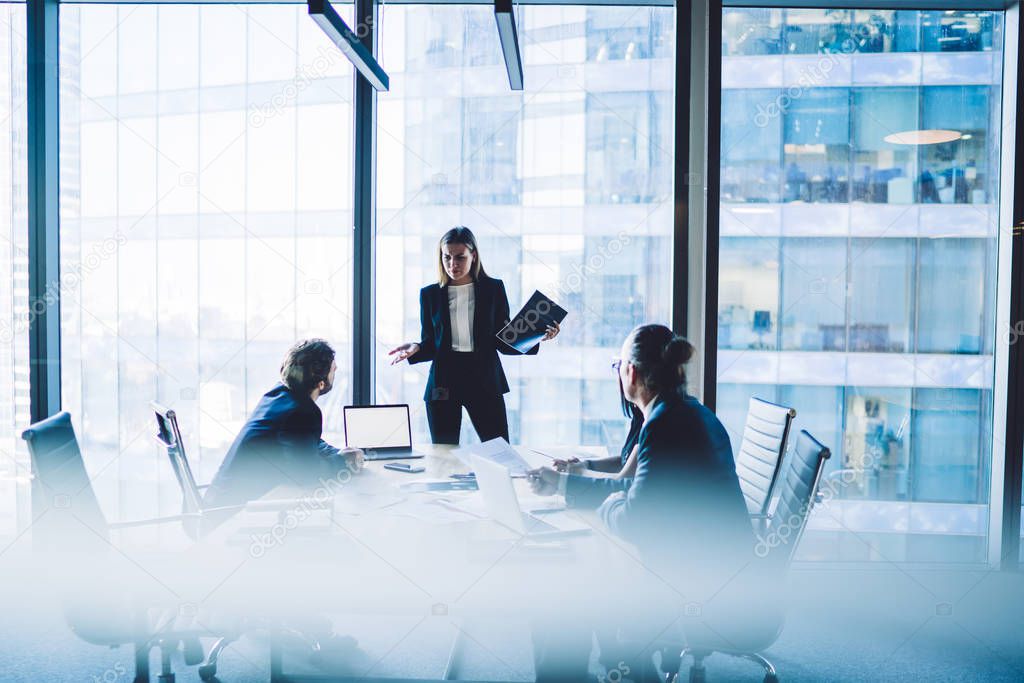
[447,283,475,352]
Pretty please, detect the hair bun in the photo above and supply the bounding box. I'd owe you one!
[662,337,695,366]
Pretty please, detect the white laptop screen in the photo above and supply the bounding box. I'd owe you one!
[344,406,412,448]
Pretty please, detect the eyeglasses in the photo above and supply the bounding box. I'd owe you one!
[610,358,623,373]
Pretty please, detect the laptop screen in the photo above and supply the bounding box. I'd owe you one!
[344,405,412,449]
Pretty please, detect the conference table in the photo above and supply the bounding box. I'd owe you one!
[191,443,686,682]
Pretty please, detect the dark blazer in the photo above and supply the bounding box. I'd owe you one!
[203,384,347,516]
[596,391,754,574]
[409,274,537,401]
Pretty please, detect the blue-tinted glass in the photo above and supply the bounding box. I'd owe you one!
[723,8,783,55]
[784,9,853,54]
[911,388,988,503]
[852,88,918,203]
[780,238,847,351]
[463,97,520,205]
[716,383,772,458]
[778,385,843,479]
[719,237,779,350]
[587,93,671,204]
[843,386,912,501]
[59,5,355,519]
[920,11,999,52]
[848,239,913,353]
[851,10,919,53]
[783,88,850,203]
[917,239,991,354]
[920,86,996,205]
[721,89,781,203]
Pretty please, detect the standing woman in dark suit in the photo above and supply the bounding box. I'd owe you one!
[387,226,560,444]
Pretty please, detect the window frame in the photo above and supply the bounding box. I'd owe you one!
[21,0,1024,568]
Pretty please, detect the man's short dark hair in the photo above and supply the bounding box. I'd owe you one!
[280,339,335,394]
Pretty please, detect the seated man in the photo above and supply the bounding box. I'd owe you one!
[203,338,363,525]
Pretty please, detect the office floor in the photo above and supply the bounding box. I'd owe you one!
[2,563,1022,683]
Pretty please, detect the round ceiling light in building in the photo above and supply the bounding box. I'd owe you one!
[883,129,963,145]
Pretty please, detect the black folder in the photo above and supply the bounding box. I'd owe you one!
[496,290,568,354]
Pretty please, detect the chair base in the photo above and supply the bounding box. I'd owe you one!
[198,635,236,681]
[669,648,779,683]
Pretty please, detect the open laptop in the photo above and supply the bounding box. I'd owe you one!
[344,404,426,461]
[469,454,589,539]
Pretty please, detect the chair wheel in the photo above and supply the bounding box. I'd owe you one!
[198,663,217,681]
[764,674,779,683]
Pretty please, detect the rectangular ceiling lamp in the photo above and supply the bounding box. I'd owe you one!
[308,0,389,92]
[494,0,523,91]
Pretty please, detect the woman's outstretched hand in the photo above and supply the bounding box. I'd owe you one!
[541,320,561,342]
[388,342,420,365]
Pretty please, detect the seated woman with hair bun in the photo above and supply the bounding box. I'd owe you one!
[529,323,753,569]
[528,324,755,683]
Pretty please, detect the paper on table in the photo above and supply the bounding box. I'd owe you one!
[453,437,536,475]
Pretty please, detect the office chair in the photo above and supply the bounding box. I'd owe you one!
[664,430,832,683]
[735,397,796,519]
[152,403,207,540]
[151,402,340,680]
[151,401,329,527]
[22,411,237,683]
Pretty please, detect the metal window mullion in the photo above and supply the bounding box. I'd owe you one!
[997,0,1024,571]
[703,0,722,411]
[27,0,61,424]
[671,0,693,340]
[352,0,377,405]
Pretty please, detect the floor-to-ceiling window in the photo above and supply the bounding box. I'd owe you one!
[58,4,354,525]
[374,4,674,446]
[719,7,1003,562]
[0,2,27,540]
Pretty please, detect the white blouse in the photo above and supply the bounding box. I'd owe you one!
[447,283,475,352]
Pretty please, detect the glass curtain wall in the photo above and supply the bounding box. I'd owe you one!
[0,2,27,541]
[59,4,354,526]
[719,7,1003,562]
[374,4,674,447]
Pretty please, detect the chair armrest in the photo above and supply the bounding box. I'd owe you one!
[108,512,203,530]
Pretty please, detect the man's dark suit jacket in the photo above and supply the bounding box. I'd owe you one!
[203,384,347,519]
[408,274,537,402]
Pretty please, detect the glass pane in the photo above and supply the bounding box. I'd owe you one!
[851,88,918,204]
[59,5,354,524]
[0,3,28,541]
[848,238,913,353]
[723,8,783,56]
[718,7,1004,562]
[721,89,781,203]
[375,5,674,446]
[783,88,850,203]
[779,238,847,352]
[719,237,779,350]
